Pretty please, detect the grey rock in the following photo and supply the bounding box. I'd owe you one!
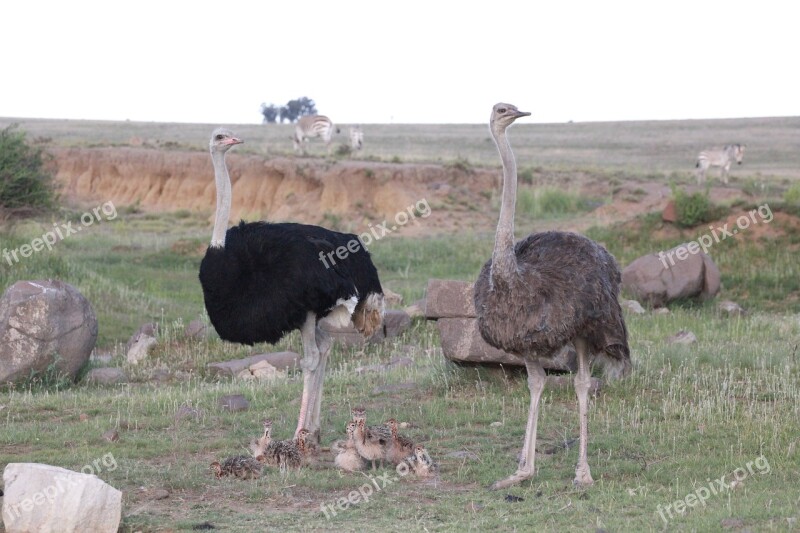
[718,300,746,317]
[184,319,208,339]
[0,280,98,384]
[622,245,721,307]
[2,463,121,533]
[620,299,646,314]
[84,367,128,386]
[667,330,698,344]
[424,279,476,319]
[125,323,157,353]
[207,351,301,378]
[437,318,577,371]
[218,394,249,412]
[126,334,156,364]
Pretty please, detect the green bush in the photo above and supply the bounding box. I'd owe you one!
[0,124,56,213]
[783,182,800,205]
[516,186,594,218]
[671,187,713,227]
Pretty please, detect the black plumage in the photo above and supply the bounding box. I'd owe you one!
[200,221,382,346]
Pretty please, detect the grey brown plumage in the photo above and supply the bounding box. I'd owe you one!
[385,418,415,466]
[351,407,389,469]
[211,455,263,479]
[475,231,629,365]
[334,421,366,472]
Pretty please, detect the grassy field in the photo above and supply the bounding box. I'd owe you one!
[1,117,799,532]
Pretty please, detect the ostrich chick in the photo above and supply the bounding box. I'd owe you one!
[211,455,263,480]
[385,418,415,466]
[351,407,390,469]
[334,421,366,472]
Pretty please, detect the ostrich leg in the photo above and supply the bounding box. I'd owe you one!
[573,337,595,486]
[490,358,546,490]
[296,314,332,443]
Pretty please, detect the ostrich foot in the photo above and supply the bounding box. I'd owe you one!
[573,465,594,487]
[489,468,534,491]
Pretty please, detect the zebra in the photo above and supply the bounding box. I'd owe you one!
[292,115,339,154]
[349,126,363,151]
[695,144,746,185]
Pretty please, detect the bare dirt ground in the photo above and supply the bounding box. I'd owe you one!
[52,147,786,240]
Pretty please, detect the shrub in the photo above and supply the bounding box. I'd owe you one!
[671,186,712,227]
[783,182,800,205]
[0,124,56,213]
[515,186,594,218]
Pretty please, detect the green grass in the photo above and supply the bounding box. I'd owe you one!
[2,204,800,531]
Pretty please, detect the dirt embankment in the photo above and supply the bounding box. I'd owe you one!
[51,147,501,233]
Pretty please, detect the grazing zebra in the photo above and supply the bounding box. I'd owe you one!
[696,144,746,185]
[349,126,364,151]
[292,115,339,154]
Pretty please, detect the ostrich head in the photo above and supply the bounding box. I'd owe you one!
[490,103,531,135]
[345,420,357,436]
[351,407,366,423]
[209,127,243,153]
[210,461,223,478]
[385,418,399,433]
[414,445,429,462]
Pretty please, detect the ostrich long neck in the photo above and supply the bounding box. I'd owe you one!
[210,149,232,248]
[491,127,519,278]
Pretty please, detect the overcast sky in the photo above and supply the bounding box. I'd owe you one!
[2,1,796,125]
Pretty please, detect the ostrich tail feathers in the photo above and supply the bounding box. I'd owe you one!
[352,292,385,338]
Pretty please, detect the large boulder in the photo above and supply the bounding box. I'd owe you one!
[437,317,578,371]
[0,280,97,384]
[2,463,121,533]
[621,245,721,307]
[425,279,476,318]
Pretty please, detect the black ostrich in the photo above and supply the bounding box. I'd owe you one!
[199,128,384,441]
[474,104,630,490]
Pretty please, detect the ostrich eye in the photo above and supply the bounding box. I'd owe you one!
[215,134,224,140]
[498,107,507,114]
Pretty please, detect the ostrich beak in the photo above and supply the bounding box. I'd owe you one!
[514,110,532,119]
[225,137,243,146]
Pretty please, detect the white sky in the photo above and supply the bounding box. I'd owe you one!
[2,1,796,125]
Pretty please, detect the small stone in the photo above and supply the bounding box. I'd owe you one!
[383,288,404,307]
[490,421,503,427]
[184,319,208,339]
[218,394,249,412]
[620,299,646,314]
[84,367,128,385]
[667,330,697,345]
[79,413,89,422]
[652,307,671,315]
[504,494,524,503]
[718,300,746,317]
[150,489,170,500]
[175,405,203,421]
[102,429,120,442]
[127,334,157,364]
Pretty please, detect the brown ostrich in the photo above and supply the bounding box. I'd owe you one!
[474,103,630,490]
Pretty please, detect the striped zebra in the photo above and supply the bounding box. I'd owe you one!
[349,126,363,151]
[292,115,339,154]
[696,144,746,185]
